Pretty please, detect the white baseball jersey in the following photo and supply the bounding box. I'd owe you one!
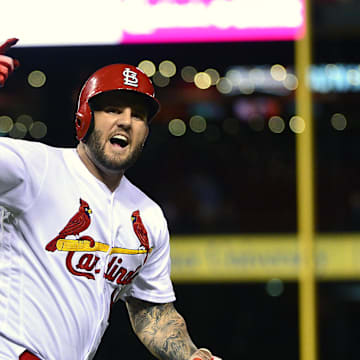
[0,137,176,360]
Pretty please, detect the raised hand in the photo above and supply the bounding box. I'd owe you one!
[0,38,20,87]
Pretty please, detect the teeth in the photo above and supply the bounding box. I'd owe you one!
[110,134,129,148]
[113,135,127,142]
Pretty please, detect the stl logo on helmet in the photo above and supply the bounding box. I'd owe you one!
[123,68,139,88]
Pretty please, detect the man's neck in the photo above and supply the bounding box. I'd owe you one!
[76,143,124,192]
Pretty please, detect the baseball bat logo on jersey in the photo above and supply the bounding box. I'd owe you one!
[45,199,152,282]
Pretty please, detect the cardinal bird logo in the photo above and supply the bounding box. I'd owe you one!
[131,210,150,264]
[46,199,94,252]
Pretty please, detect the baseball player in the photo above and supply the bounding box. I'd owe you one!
[0,38,221,360]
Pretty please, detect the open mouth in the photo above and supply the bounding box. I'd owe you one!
[110,135,129,148]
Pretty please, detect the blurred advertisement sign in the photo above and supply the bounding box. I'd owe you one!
[5,0,305,47]
[170,234,360,282]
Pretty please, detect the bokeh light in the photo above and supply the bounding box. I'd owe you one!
[268,116,285,133]
[266,278,284,297]
[29,121,48,139]
[216,77,232,94]
[152,71,170,87]
[194,72,212,90]
[168,118,186,136]
[205,68,220,85]
[181,66,197,83]
[347,69,360,86]
[0,116,14,134]
[9,122,27,139]
[225,69,241,83]
[159,60,176,78]
[283,74,299,91]
[270,64,287,82]
[331,113,347,131]
[289,116,306,134]
[325,64,338,77]
[138,60,156,77]
[249,68,265,85]
[16,114,33,129]
[28,70,47,88]
[189,115,207,133]
[239,80,255,95]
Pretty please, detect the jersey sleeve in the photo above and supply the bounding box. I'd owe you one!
[121,211,176,304]
[0,138,48,213]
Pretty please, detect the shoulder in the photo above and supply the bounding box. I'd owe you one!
[121,177,168,231]
[0,138,71,172]
[122,177,165,217]
[0,138,51,167]
[0,137,60,158]
[0,137,46,150]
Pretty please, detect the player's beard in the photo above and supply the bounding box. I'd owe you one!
[86,129,144,172]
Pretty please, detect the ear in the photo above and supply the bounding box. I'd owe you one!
[142,126,150,149]
[144,130,149,145]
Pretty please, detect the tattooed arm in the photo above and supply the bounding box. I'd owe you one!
[126,297,201,360]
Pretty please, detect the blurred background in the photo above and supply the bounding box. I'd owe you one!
[2,0,360,358]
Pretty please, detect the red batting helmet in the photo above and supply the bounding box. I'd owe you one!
[75,64,160,141]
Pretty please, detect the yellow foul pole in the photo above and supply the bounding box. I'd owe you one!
[295,0,318,360]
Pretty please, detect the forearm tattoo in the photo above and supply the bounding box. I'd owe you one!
[126,298,197,360]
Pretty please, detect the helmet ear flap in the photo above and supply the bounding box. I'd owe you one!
[75,114,83,141]
[82,105,95,143]
[75,115,82,133]
[75,102,92,141]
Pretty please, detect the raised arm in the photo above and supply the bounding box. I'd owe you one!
[126,297,219,360]
[0,38,20,87]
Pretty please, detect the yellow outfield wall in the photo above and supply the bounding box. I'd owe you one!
[170,234,360,282]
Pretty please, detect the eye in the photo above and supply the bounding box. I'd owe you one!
[132,112,147,121]
[103,106,123,114]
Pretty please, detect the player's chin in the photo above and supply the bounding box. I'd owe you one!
[105,144,132,162]
[102,159,128,173]
[106,153,137,172]
[106,143,143,171]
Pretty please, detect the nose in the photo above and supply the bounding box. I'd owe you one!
[116,107,132,127]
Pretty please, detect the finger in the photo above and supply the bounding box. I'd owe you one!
[190,348,213,360]
[14,58,20,69]
[0,55,15,73]
[0,38,19,54]
[0,64,10,84]
[0,56,16,87]
[0,74,5,87]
